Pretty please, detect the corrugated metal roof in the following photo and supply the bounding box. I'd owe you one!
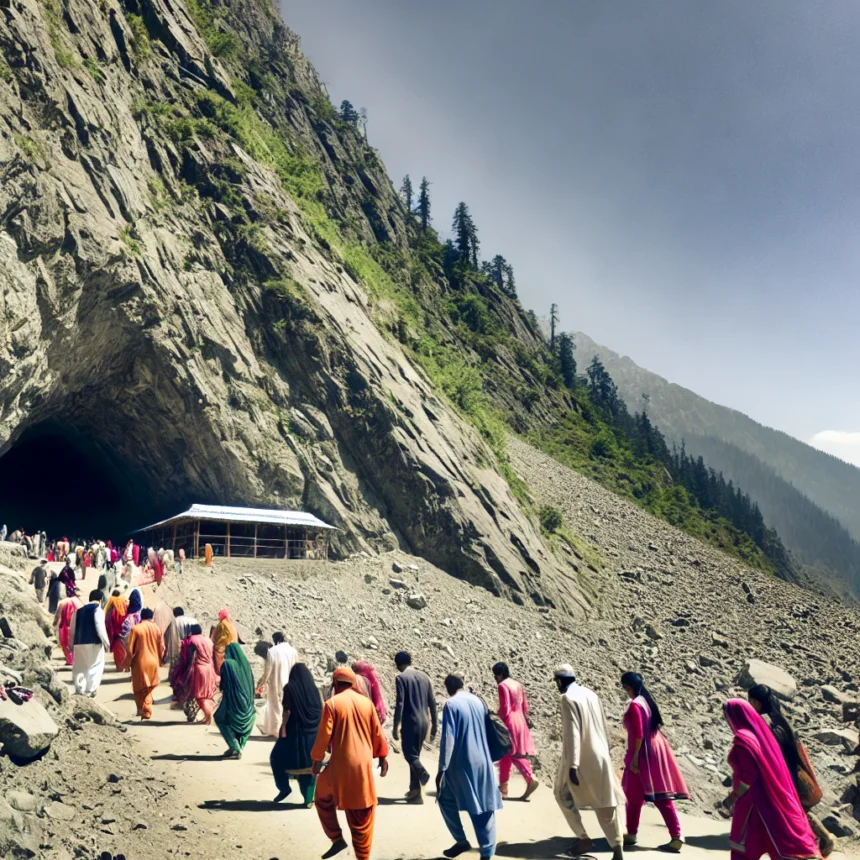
[135,504,336,532]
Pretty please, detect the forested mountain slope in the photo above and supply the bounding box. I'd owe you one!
[575,333,860,597]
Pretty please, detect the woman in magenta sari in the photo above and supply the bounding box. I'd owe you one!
[621,672,689,852]
[723,699,819,860]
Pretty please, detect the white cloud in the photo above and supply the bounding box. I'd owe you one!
[808,431,860,468]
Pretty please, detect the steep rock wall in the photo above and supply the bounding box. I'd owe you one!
[0,0,586,612]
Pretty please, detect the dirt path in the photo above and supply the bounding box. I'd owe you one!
[53,566,831,860]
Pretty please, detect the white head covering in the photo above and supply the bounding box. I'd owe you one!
[554,663,576,679]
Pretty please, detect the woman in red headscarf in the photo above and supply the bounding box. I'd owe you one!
[723,699,819,860]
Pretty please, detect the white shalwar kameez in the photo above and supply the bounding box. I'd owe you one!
[259,641,298,736]
[554,681,625,848]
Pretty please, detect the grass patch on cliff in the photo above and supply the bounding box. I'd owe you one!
[126,14,152,62]
[14,134,47,164]
[38,0,79,69]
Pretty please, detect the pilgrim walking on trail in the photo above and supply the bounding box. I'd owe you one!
[70,589,110,697]
[123,607,165,720]
[723,699,819,860]
[271,661,323,806]
[211,607,238,675]
[620,672,689,852]
[437,673,503,860]
[393,651,437,803]
[257,631,298,737]
[214,641,256,758]
[311,666,389,860]
[553,664,626,860]
[492,661,539,801]
[746,684,834,857]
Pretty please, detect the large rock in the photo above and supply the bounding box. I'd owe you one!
[0,696,59,757]
[735,659,797,700]
[821,685,856,706]
[813,728,858,752]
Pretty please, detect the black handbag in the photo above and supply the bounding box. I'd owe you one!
[481,699,513,762]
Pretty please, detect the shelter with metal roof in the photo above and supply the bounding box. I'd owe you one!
[135,504,335,560]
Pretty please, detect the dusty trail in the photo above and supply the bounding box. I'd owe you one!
[53,565,821,860]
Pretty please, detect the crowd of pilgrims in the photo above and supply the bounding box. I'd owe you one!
[22,546,834,860]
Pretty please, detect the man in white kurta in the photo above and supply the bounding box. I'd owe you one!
[257,632,298,736]
[553,664,624,860]
[70,590,111,697]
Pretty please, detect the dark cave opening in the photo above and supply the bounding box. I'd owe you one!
[0,421,172,542]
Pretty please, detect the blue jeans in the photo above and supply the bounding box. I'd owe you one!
[438,782,496,858]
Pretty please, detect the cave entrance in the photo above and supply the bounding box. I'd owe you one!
[0,420,175,541]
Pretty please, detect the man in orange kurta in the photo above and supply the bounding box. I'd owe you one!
[311,667,389,860]
[123,607,165,720]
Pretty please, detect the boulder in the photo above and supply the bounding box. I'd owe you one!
[813,728,858,752]
[405,593,427,610]
[0,696,59,757]
[645,625,663,641]
[5,791,36,813]
[821,685,856,706]
[389,578,408,590]
[735,659,797,700]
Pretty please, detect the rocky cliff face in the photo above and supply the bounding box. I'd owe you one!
[0,0,585,611]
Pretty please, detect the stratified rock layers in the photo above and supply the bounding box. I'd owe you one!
[0,0,583,612]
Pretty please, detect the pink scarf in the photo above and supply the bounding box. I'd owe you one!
[724,699,818,859]
[352,660,387,724]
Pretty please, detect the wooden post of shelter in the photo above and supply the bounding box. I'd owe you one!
[171,522,178,554]
[226,521,231,558]
[253,524,258,559]
[284,525,288,560]
[194,520,200,559]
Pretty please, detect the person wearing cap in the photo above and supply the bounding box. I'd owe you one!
[29,558,49,604]
[553,664,625,860]
[311,666,389,860]
[393,650,438,803]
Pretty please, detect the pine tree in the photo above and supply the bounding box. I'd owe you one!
[558,332,576,387]
[418,177,431,232]
[400,175,414,213]
[549,303,559,351]
[503,263,516,299]
[483,255,507,290]
[586,355,618,407]
[358,107,368,138]
[452,202,479,267]
[339,100,359,126]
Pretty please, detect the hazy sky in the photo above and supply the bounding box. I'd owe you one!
[279,1,860,459]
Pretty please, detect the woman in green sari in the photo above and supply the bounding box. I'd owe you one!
[214,642,257,758]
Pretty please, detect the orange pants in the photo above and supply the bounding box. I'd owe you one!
[315,794,375,860]
[134,685,157,719]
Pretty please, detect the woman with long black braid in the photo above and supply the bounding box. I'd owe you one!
[748,684,835,857]
[620,672,689,852]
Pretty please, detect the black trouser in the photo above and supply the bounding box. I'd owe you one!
[402,720,429,791]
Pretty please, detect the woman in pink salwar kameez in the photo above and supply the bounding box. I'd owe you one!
[723,699,819,860]
[621,672,689,852]
[54,595,84,665]
[493,662,539,800]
